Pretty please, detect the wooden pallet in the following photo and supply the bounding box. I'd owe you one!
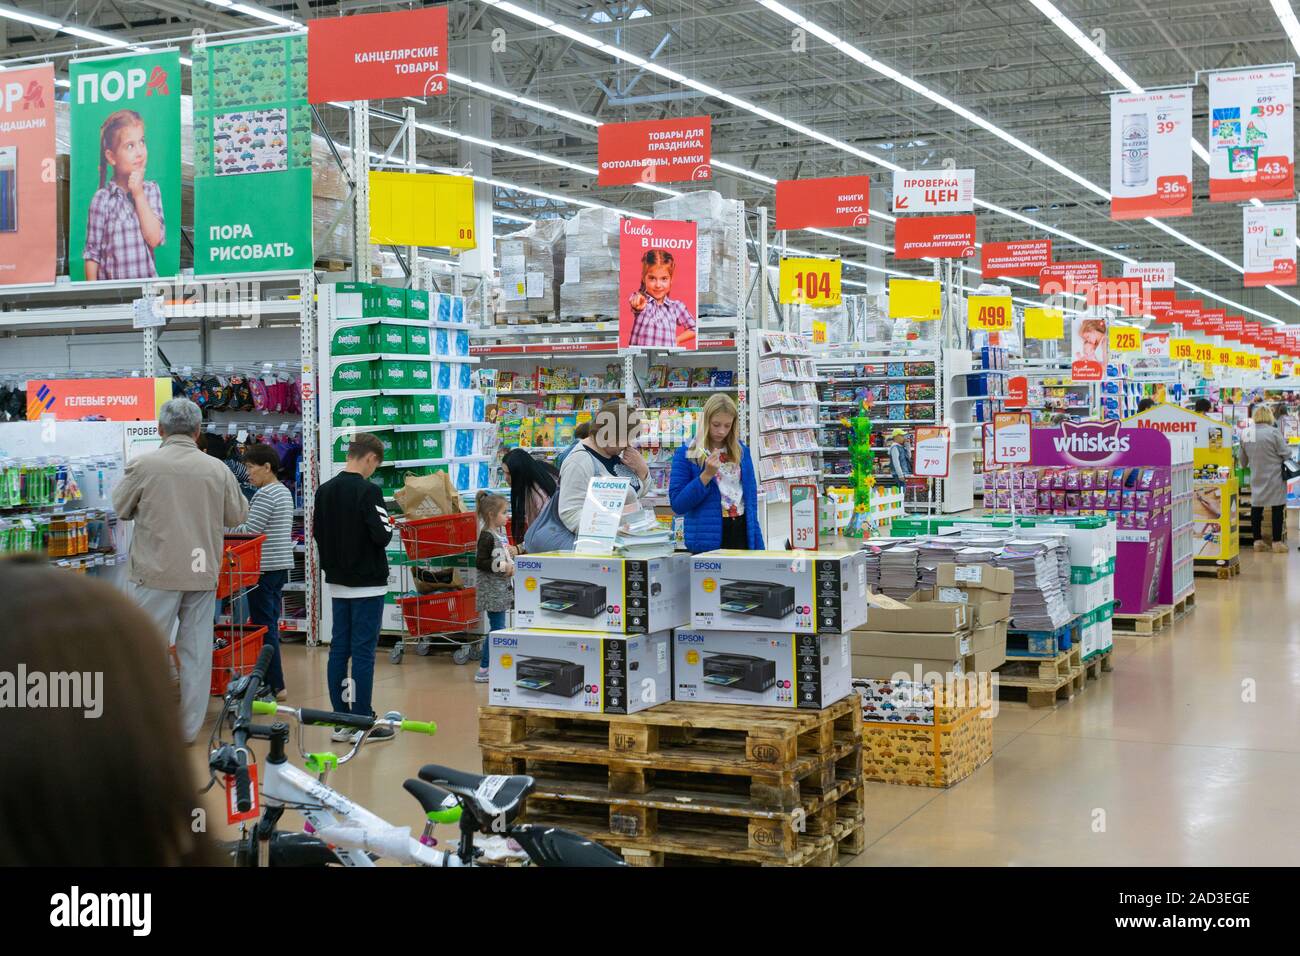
[1172,590,1196,617]
[1000,644,1082,682]
[996,664,1086,708]
[1082,647,1115,681]
[1113,604,1173,635]
[1194,556,1240,579]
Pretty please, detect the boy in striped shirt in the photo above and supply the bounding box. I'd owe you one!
[239,444,296,700]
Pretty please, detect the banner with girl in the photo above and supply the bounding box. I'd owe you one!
[618,217,698,351]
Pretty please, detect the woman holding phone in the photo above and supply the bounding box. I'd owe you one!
[669,393,763,554]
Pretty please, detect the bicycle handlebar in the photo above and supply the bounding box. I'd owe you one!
[251,700,438,737]
[233,645,276,812]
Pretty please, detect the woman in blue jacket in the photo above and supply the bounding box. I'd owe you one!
[669,393,764,553]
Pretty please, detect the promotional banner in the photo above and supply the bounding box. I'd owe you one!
[775,175,870,230]
[597,116,710,187]
[1242,202,1296,287]
[1038,260,1103,295]
[0,65,57,286]
[1024,307,1064,340]
[26,377,171,421]
[193,35,313,275]
[1005,376,1028,408]
[913,427,951,478]
[887,278,941,320]
[1147,288,1176,322]
[1141,332,1169,358]
[893,214,976,259]
[779,256,841,307]
[307,6,448,102]
[1208,65,1294,202]
[992,413,1031,464]
[1071,316,1107,382]
[619,217,697,350]
[69,50,181,281]
[980,240,1051,279]
[1110,88,1193,219]
[1124,261,1175,288]
[891,169,974,213]
[1169,299,1202,329]
[1086,277,1145,316]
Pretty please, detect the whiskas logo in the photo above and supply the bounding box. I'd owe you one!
[491,636,518,647]
[1051,420,1130,462]
[694,561,722,571]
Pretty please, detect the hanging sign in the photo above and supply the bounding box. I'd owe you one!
[775,175,870,230]
[619,217,698,350]
[1192,342,1215,364]
[1218,313,1240,339]
[1141,332,1169,358]
[887,277,941,320]
[913,427,951,478]
[1167,337,1194,361]
[779,256,842,307]
[1109,325,1142,353]
[1070,316,1107,382]
[1024,307,1064,340]
[1214,346,1233,367]
[597,115,711,187]
[193,35,314,274]
[1110,88,1194,219]
[992,412,1032,464]
[1147,289,1176,322]
[0,64,57,286]
[1124,262,1175,288]
[891,169,975,213]
[1086,277,1146,316]
[1038,260,1103,295]
[966,295,1012,331]
[69,49,181,281]
[893,214,977,258]
[1242,202,1297,287]
[1208,65,1295,202]
[980,239,1052,279]
[370,171,475,248]
[1005,376,1029,409]
[307,6,449,103]
[789,484,819,550]
[26,377,172,421]
[1169,299,1203,329]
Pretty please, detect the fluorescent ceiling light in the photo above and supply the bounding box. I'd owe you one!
[1272,0,1300,58]
[229,3,300,28]
[0,6,63,30]
[1024,0,1142,94]
[61,25,131,47]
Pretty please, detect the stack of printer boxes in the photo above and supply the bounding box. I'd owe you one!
[676,550,868,710]
[849,561,1010,787]
[485,552,690,715]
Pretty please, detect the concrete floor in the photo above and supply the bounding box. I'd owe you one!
[192,545,1300,866]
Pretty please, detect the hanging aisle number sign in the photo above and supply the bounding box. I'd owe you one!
[967,295,1013,331]
[779,257,842,307]
[1109,325,1142,352]
[913,427,951,478]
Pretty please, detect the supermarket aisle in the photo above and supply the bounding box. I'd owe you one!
[190,548,1300,866]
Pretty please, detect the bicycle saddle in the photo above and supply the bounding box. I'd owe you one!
[402,779,462,824]
[418,765,533,828]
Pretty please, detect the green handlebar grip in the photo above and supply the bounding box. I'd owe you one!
[252,700,277,715]
[400,719,438,736]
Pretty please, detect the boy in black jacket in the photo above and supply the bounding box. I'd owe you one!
[312,433,395,742]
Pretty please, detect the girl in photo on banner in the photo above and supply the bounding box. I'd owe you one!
[82,109,165,281]
[627,248,696,348]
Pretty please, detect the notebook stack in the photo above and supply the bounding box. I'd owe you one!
[999,538,1073,631]
[879,546,920,600]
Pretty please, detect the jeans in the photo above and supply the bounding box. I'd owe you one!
[328,596,385,717]
[1251,505,1285,543]
[133,585,217,743]
[482,611,507,668]
[248,569,288,694]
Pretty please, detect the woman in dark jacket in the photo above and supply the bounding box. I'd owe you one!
[502,447,559,549]
[669,393,763,553]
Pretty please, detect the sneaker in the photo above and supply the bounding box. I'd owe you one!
[474,667,489,683]
[1273,542,1288,553]
[275,689,289,702]
[331,727,361,744]
[1254,540,1268,552]
[367,725,396,742]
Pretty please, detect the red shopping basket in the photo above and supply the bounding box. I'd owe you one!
[397,588,478,636]
[210,623,267,696]
[396,512,477,560]
[217,533,266,599]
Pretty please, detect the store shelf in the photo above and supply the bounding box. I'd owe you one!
[332,317,433,329]
[391,422,492,432]
[391,455,492,469]
[645,386,739,394]
[823,375,935,382]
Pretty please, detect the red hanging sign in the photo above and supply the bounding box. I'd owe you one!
[597,116,711,187]
[1038,260,1104,294]
[980,240,1052,278]
[774,175,871,230]
[1085,277,1146,316]
[307,7,449,103]
[1147,289,1176,322]
[893,214,977,259]
[1005,375,1029,409]
[1169,299,1203,330]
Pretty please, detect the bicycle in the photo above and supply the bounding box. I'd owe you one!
[207,645,625,867]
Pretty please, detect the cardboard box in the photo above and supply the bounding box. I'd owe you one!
[969,621,1007,654]
[376,359,408,390]
[332,394,374,428]
[861,707,993,788]
[374,396,405,426]
[487,627,672,715]
[689,549,869,634]
[673,629,852,710]
[936,563,1014,594]
[861,597,968,634]
[376,323,407,354]
[851,629,968,660]
[852,653,964,681]
[405,360,433,391]
[405,325,432,356]
[406,288,430,320]
[964,646,1005,674]
[332,281,386,319]
[332,359,375,392]
[396,430,443,462]
[329,324,375,356]
[404,394,441,424]
[514,552,690,634]
[381,287,408,317]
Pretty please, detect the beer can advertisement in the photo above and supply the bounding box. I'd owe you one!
[618,217,698,351]
[1208,66,1294,203]
[0,65,57,286]
[69,50,181,281]
[1242,202,1296,287]
[1071,316,1107,382]
[1109,88,1192,220]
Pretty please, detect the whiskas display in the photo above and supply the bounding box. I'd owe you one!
[673,629,852,710]
[689,549,869,633]
[514,552,690,634]
[487,628,671,715]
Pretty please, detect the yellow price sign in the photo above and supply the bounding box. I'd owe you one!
[967,295,1013,331]
[1273,358,1288,376]
[1202,363,1216,379]
[888,278,941,321]
[1232,350,1249,369]
[1192,343,1214,363]
[811,320,827,345]
[1215,347,1232,367]
[1024,307,1064,340]
[1168,337,1194,360]
[779,257,842,307]
[1109,325,1141,352]
[1242,353,1261,371]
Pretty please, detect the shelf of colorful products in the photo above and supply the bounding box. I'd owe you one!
[753,330,824,504]
[0,457,122,573]
[821,485,907,536]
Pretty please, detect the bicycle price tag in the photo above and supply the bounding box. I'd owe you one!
[225,763,260,825]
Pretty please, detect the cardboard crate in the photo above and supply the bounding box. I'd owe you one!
[862,705,993,788]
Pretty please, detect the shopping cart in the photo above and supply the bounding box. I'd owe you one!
[209,533,267,693]
[390,513,481,665]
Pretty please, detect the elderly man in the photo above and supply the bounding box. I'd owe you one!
[114,397,248,743]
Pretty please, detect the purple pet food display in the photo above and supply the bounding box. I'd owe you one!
[1029,421,1174,614]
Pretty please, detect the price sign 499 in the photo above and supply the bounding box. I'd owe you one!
[967,295,1013,331]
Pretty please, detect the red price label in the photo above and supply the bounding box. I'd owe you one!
[1274,260,1296,276]
[1256,103,1287,117]
[1156,121,1176,134]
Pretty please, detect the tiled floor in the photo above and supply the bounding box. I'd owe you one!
[191,546,1300,866]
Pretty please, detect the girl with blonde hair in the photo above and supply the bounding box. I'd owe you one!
[669,392,764,553]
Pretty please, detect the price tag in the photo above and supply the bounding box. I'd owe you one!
[1024,307,1064,340]
[1242,353,1261,371]
[236,429,248,444]
[888,278,941,321]
[1273,358,1288,376]
[225,763,260,825]
[1109,325,1141,353]
[992,412,1031,464]
[131,295,166,330]
[1232,350,1249,369]
[967,295,1013,331]
[1192,343,1214,364]
[1215,347,1233,368]
[779,257,842,307]
[811,320,827,346]
[913,426,950,478]
[789,484,819,551]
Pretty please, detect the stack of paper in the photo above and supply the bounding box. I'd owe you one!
[859,538,899,593]
[999,538,1073,631]
[613,507,675,558]
[879,546,919,600]
[916,539,964,591]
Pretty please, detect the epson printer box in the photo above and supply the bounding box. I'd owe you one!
[689,550,869,633]
[514,552,690,634]
[673,629,852,710]
[486,628,671,714]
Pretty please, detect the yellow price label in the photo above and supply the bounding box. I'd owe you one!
[1024,307,1064,340]
[1232,350,1249,369]
[1168,337,1194,360]
[1242,353,1261,371]
[888,278,941,321]
[812,320,827,345]
[1215,348,1232,367]
[1202,363,1216,379]
[1109,325,1141,352]
[1273,358,1289,376]
[779,257,842,307]
[967,295,1013,331]
[1193,343,1214,363]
